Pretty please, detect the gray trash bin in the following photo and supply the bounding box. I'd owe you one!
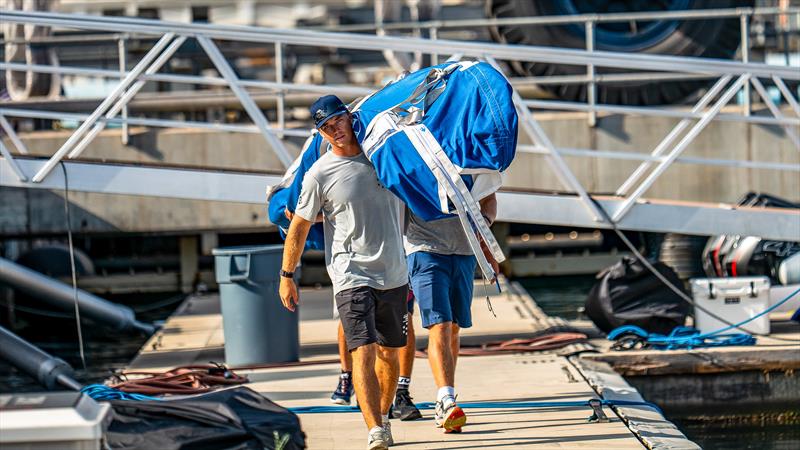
[212,245,298,366]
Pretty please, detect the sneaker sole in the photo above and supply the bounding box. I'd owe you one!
[442,406,466,433]
[399,409,423,421]
[368,439,390,450]
[330,397,350,405]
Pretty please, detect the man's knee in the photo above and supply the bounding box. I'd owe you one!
[377,345,399,361]
[428,321,453,336]
[351,342,377,363]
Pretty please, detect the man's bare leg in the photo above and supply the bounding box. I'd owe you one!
[375,346,400,415]
[428,321,465,432]
[399,320,415,379]
[450,323,460,384]
[391,318,423,420]
[330,323,354,405]
[427,321,455,388]
[351,343,382,429]
[338,322,353,371]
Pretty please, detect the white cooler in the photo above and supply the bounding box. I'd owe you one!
[690,277,771,335]
[0,392,111,450]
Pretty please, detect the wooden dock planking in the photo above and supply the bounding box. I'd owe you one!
[121,279,709,448]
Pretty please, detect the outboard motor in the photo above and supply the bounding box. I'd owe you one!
[701,193,800,283]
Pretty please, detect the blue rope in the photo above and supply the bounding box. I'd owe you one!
[608,287,800,350]
[81,384,163,402]
[288,399,662,415]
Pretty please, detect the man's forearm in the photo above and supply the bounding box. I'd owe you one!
[479,193,497,225]
[282,216,312,272]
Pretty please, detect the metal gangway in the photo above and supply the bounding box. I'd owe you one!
[1,9,798,241]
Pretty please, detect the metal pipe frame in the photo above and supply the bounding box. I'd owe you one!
[3,107,793,174]
[66,36,188,160]
[118,36,129,145]
[0,61,375,97]
[3,158,798,242]
[740,14,751,117]
[0,140,27,181]
[0,9,796,235]
[29,32,177,183]
[524,99,799,127]
[323,6,800,32]
[3,60,797,128]
[518,145,798,172]
[516,72,718,85]
[2,11,797,80]
[773,76,800,117]
[611,74,751,222]
[0,114,29,154]
[0,108,310,138]
[749,77,800,149]
[615,75,733,196]
[485,55,606,223]
[196,35,293,168]
[585,21,596,127]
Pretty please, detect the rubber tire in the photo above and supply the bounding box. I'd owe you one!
[486,0,753,105]
[659,233,707,280]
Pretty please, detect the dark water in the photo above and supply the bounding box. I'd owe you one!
[0,292,185,392]
[671,418,800,450]
[515,276,799,450]
[515,275,595,320]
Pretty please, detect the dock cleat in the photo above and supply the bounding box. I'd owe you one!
[330,374,353,405]
[389,388,423,421]
[434,395,466,433]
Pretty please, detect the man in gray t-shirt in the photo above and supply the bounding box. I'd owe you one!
[279,95,406,450]
[295,151,407,294]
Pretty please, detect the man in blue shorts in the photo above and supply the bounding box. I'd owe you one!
[405,195,498,433]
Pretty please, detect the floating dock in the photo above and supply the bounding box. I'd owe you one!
[122,279,712,449]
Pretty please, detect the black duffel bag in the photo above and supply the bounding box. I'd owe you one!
[107,386,306,450]
[585,256,690,335]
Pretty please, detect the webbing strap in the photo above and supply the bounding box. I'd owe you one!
[406,125,505,264]
[288,398,663,415]
[403,125,505,282]
[364,63,460,139]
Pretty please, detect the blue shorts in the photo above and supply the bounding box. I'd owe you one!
[407,252,476,328]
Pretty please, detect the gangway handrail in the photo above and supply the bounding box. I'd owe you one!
[1,10,798,80]
[1,9,798,232]
[320,6,800,33]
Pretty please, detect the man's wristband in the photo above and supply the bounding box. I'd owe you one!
[279,270,294,279]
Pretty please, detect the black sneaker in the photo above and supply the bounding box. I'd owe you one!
[330,375,353,405]
[389,388,422,421]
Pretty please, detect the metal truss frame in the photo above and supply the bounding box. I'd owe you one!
[2,157,797,242]
[1,10,798,237]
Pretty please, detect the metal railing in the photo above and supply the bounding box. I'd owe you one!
[0,9,798,229]
[333,6,799,125]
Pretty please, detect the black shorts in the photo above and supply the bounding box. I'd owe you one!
[335,284,409,351]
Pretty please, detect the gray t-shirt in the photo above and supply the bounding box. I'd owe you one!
[404,211,473,256]
[295,151,407,294]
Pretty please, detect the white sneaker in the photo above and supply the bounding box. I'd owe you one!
[434,395,466,433]
[367,426,390,450]
[382,419,394,446]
